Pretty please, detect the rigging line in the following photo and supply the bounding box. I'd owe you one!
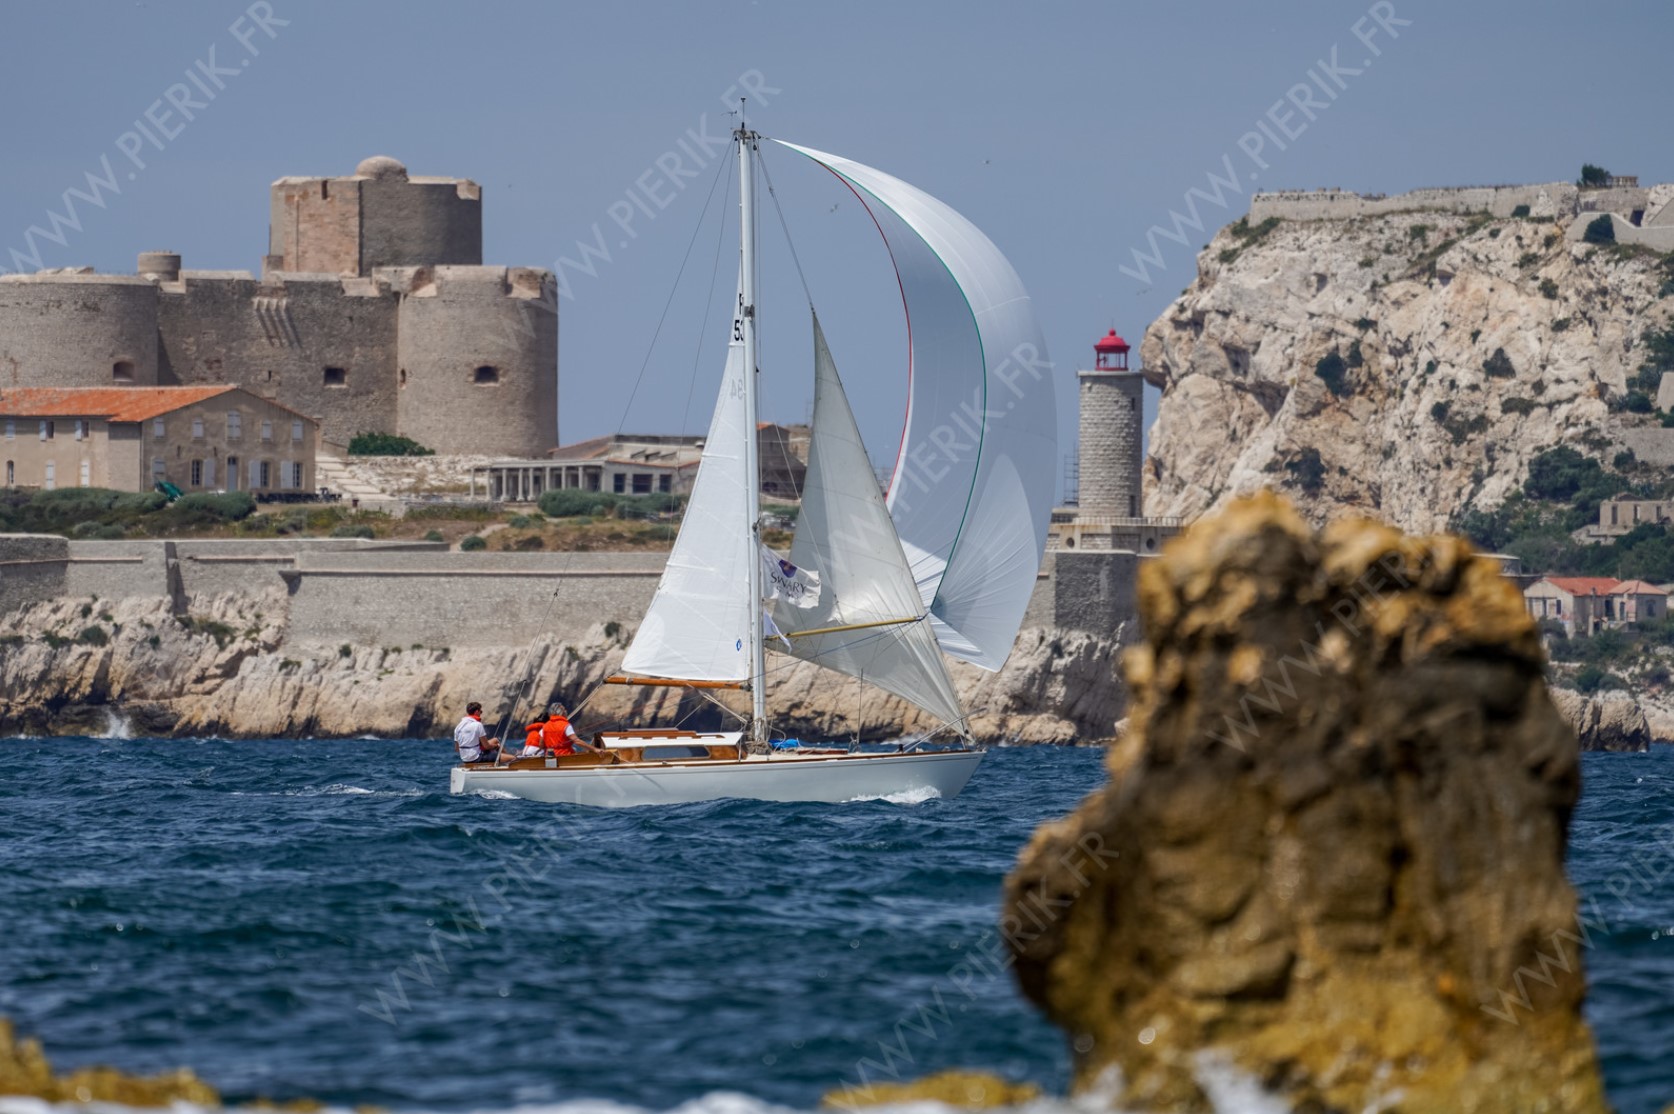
[681,150,736,435]
[612,144,734,437]
[757,144,816,309]
[491,551,580,762]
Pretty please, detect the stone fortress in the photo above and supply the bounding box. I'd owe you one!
[1248,175,1674,251]
[0,156,557,458]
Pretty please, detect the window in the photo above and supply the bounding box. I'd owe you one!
[79,460,90,487]
[258,460,272,488]
[3,421,11,440]
[658,474,671,494]
[191,460,203,486]
[225,456,238,491]
[4,461,11,487]
[192,418,204,439]
[473,366,500,385]
[39,420,53,441]
[632,473,652,494]
[277,460,291,490]
[249,460,261,489]
[612,473,625,494]
[261,420,273,442]
[152,417,164,437]
[227,412,241,439]
[292,420,303,441]
[399,369,408,388]
[203,458,216,487]
[44,461,54,490]
[152,458,166,481]
[288,461,304,489]
[76,420,88,441]
[113,360,134,383]
[323,367,346,388]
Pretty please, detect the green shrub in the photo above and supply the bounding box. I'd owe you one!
[1409,224,1430,242]
[1314,351,1350,398]
[330,524,375,539]
[1573,664,1624,694]
[1431,401,1451,422]
[513,534,545,550]
[1511,204,1531,219]
[1346,340,1365,369]
[339,644,353,658]
[1539,278,1559,300]
[1354,317,1376,332]
[423,529,445,543]
[347,432,434,456]
[1614,449,1638,470]
[1624,391,1655,413]
[1482,348,1517,379]
[406,502,498,521]
[1501,397,1537,416]
[170,491,256,522]
[77,626,108,647]
[508,514,534,528]
[1516,252,1541,269]
[540,490,621,518]
[1579,164,1610,188]
[1552,317,1572,333]
[460,534,488,551]
[1583,215,1616,245]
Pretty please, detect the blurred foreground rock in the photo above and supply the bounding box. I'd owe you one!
[1003,493,1606,1112]
[823,1069,1040,1109]
[0,1018,218,1106]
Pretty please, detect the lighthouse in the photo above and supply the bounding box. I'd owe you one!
[1078,329,1145,519]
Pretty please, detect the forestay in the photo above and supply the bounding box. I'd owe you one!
[773,141,1057,671]
[621,266,754,682]
[769,316,965,729]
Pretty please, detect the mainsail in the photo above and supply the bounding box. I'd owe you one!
[768,316,965,729]
[620,266,754,682]
[773,141,1057,671]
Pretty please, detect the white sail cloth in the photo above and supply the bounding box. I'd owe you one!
[769,316,965,730]
[621,267,755,682]
[774,141,1057,671]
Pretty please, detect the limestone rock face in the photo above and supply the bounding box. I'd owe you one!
[1551,687,1653,752]
[1003,494,1605,1112]
[0,595,1124,743]
[1141,211,1673,531]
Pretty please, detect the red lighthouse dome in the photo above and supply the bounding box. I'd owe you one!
[1094,328,1129,370]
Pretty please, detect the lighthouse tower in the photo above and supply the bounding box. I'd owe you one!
[1078,329,1145,519]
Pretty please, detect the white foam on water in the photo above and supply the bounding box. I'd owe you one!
[468,788,521,800]
[843,785,943,805]
[101,708,134,740]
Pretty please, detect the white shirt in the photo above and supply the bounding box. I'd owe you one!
[454,716,489,761]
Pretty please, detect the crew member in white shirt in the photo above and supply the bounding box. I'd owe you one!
[453,702,500,764]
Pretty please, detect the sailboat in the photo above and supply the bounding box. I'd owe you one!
[449,124,1056,807]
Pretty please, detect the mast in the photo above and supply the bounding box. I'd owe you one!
[736,120,768,746]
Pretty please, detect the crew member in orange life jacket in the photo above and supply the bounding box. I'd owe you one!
[541,704,594,755]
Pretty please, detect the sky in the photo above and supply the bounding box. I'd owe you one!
[2,0,1671,497]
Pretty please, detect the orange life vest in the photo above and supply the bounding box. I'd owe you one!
[525,721,546,751]
[543,716,575,755]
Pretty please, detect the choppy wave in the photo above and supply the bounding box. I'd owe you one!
[844,785,943,805]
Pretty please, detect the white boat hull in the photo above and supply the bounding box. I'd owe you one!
[448,749,983,808]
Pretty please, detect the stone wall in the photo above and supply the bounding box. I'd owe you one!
[1248,183,1581,223]
[0,534,68,617]
[1051,549,1139,635]
[63,541,181,607]
[156,274,401,448]
[1563,212,1674,252]
[283,550,667,648]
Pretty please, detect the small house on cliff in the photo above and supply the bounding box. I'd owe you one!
[0,386,317,495]
[1523,575,1667,637]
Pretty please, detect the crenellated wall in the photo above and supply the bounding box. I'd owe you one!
[1249,183,1582,223]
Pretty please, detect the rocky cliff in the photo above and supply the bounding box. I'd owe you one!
[1003,494,1605,1112]
[1141,210,1674,531]
[0,593,1125,743]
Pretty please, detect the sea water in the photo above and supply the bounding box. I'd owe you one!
[0,742,1669,1114]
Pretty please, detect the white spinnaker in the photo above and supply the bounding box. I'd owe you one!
[773,141,1057,670]
[621,268,753,682]
[770,316,965,729]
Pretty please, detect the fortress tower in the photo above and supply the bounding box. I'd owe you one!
[1078,329,1144,517]
[0,156,556,457]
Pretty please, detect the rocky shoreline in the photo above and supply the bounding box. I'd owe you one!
[0,591,1127,743]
